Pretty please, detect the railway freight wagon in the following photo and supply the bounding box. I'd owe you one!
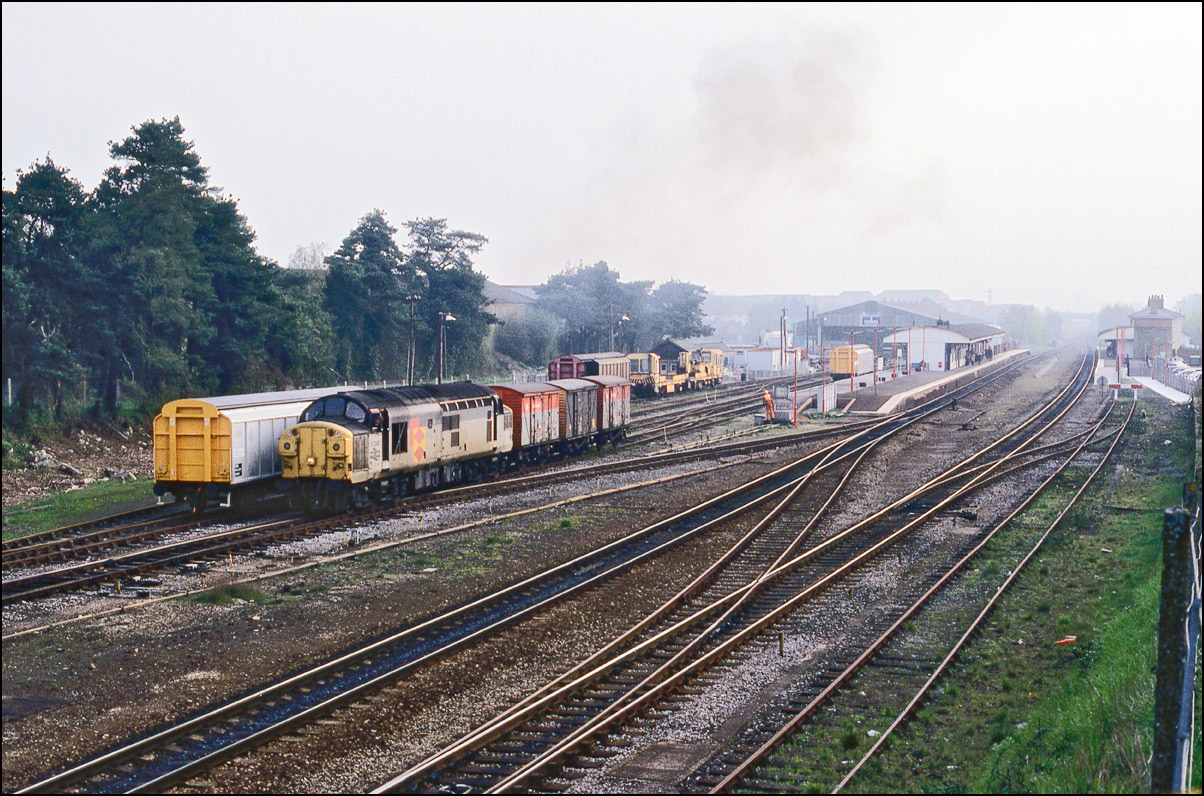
[583,375,631,444]
[544,378,600,455]
[153,387,355,511]
[827,345,876,378]
[489,382,561,464]
[279,383,511,511]
[547,352,630,380]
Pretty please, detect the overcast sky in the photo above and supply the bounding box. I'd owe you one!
[3,3,1201,313]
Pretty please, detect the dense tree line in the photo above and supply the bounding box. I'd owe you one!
[532,261,714,355]
[2,118,496,428]
[3,118,718,432]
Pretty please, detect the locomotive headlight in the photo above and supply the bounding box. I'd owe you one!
[283,442,291,450]
[307,457,316,466]
[332,443,340,451]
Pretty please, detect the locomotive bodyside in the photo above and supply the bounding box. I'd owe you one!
[280,384,511,510]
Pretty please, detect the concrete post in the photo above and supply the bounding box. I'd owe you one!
[1151,507,1192,792]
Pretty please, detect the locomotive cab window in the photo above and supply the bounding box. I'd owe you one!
[392,422,407,454]
[345,402,366,423]
[323,396,346,418]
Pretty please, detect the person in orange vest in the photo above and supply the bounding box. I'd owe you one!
[762,389,775,421]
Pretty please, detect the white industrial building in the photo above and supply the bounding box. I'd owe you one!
[882,324,1006,373]
[729,346,808,378]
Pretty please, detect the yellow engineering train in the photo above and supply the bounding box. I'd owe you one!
[624,347,724,396]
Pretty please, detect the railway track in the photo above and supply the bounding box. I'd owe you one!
[1,504,191,564]
[4,381,793,576]
[628,377,794,424]
[708,388,1132,794]
[370,352,1093,793]
[0,420,885,601]
[626,378,810,444]
[12,356,1035,794]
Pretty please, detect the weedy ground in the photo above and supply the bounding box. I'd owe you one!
[840,397,1199,794]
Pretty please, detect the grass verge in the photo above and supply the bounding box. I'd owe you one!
[2,478,155,540]
[845,397,1196,794]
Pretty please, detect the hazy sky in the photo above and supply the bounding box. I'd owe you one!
[4,3,1201,313]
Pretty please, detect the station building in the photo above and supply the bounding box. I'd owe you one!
[1128,295,1183,360]
[1096,326,1134,360]
[881,323,1006,373]
[797,300,988,362]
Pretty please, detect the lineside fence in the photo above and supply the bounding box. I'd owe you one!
[1151,397,1202,793]
[1150,356,1201,396]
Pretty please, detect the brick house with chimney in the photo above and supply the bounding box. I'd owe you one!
[1128,295,1183,359]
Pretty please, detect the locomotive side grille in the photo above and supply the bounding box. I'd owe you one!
[353,434,368,470]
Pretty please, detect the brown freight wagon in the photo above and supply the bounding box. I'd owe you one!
[583,375,631,444]
[543,378,600,454]
[488,382,561,463]
[547,352,630,381]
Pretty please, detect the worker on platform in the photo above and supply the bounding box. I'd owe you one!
[762,389,774,421]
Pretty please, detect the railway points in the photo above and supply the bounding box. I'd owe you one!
[3,350,1195,795]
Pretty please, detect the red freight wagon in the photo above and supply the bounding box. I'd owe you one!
[543,378,600,454]
[488,381,561,457]
[583,375,631,444]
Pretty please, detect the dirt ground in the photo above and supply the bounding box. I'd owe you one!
[2,427,154,507]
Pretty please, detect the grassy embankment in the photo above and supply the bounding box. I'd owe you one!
[2,478,155,541]
[843,397,1199,794]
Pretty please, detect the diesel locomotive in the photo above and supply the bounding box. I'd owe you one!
[279,379,630,511]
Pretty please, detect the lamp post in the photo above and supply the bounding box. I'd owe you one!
[403,294,422,385]
[437,312,456,384]
[610,314,630,352]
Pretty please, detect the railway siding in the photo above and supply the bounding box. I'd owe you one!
[810,395,1195,794]
[8,353,1148,795]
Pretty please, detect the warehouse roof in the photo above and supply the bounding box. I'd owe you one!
[950,323,1005,342]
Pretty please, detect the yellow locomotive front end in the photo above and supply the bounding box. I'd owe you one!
[280,421,367,483]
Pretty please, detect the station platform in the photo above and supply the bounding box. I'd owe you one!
[844,349,1030,415]
[1092,359,1193,405]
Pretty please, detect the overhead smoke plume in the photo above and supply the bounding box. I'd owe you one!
[548,32,881,286]
[691,35,863,185]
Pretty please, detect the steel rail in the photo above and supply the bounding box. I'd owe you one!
[833,396,1136,791]
[3,416,883,586]
[1,505,180,553]
[711,397,1128,793]
[375,356,1045,792]
[3,513,220,570]
[14,421,883,795]
[373,421,898,793]
[16,353,1035,794]
[481,353,1093,793]
[374,353,1082,792]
